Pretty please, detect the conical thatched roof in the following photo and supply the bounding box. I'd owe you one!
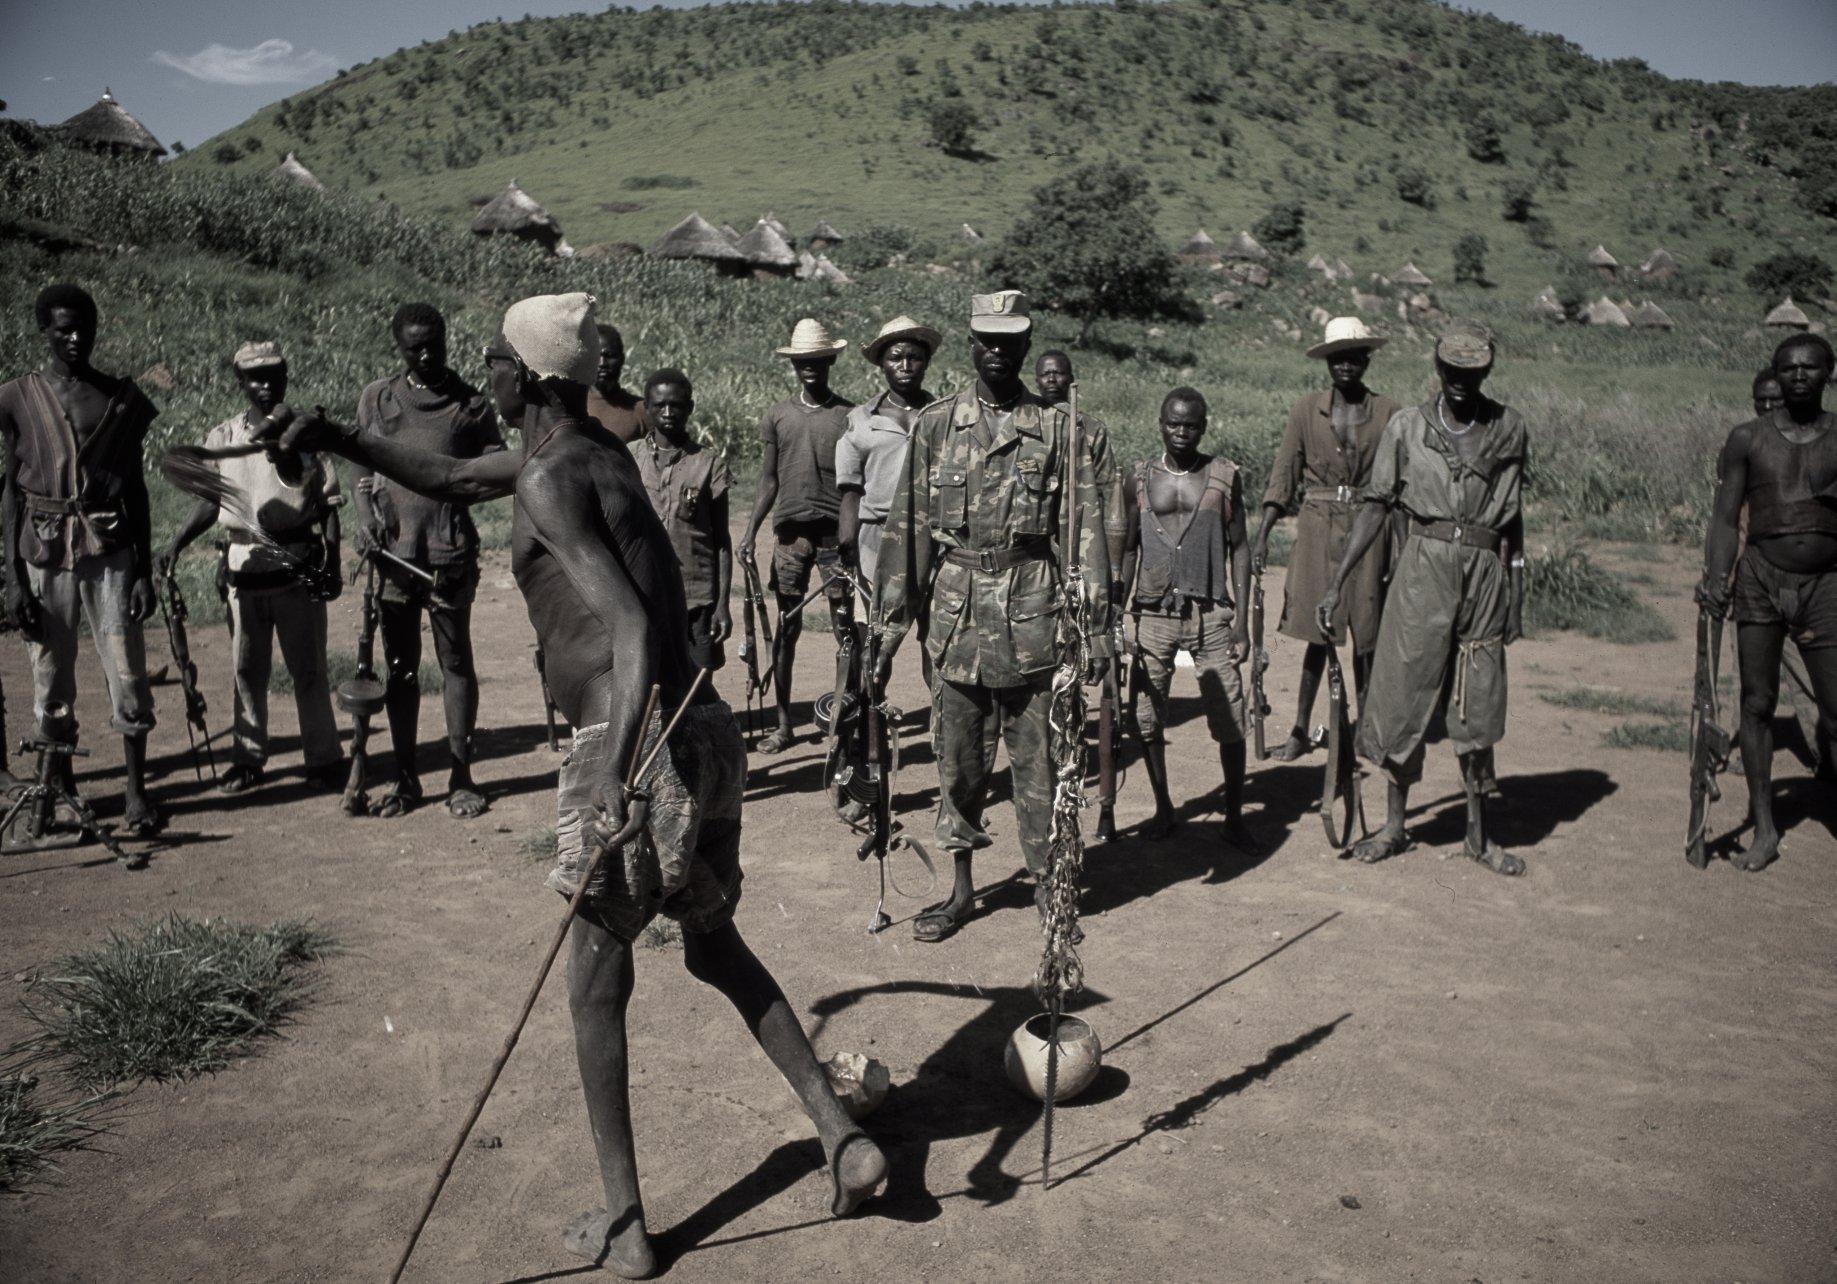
[1392,261,1433,287]
[1628,300,1675,330]
[1640,247,1680,277]
[1306,253,1329,273]
[1582,296,1630,327]
[1530,285,1566,321]
[1224,230,1269,261]
[1586,244,1619,268]
[958,223,982,243]
[1765,297,1811,329]
[650,212,747,262]
[805,220,845,245]
[762,211,790,240]
[719,222,743,244]
[272,151,325,192]
[811,254,851,285]
[59,89,164,157]
[1179,229,1221,261]
[1329,258,1353,281]
[735,218,797,269]
[470,180,564,251]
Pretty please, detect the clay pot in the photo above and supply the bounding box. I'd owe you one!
[823,1051,890,1121]
[1004,1014,1102,1102]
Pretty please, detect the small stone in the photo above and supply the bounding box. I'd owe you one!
[1446,991,1458,1000]
[1339,1194,1362,1210]
[471,1135,502,1149]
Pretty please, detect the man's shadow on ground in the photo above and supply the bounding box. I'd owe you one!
[1405,767,1616,851]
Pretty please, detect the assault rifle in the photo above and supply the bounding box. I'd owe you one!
[533,646,559,752]
[1094,617,1123,841]
[336,554,387,816]
[738,555,775,741]
[1685,607,1731,869]
[1249,569,1272,760]
[159,566,216,783]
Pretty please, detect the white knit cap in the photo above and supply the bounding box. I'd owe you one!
[502,292,600,385]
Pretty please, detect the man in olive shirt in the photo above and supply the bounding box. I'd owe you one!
[587,322,650,446]
[873,291,1114,941]
[1317,322,1527,875]
[739,319,856,754]
[634,368,731,673]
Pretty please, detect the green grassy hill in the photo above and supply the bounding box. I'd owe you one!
[186,0,1835,294]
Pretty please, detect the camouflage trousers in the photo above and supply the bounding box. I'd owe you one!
[933,675,1054,878]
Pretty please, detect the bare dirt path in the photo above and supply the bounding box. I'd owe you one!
[1,544,1832,1284]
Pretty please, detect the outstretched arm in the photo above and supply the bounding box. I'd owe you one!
[276,410,518,504]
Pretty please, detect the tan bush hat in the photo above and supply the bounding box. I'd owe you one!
[775,317,848,358]
[863,315,942,363]
[970,290,1031,335]
[503,292,601,385]
[232,340,286,370]
[1305,317,1387,360]
[1436,319,1496,369]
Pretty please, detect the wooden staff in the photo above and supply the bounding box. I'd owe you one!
[387,670,709,1283]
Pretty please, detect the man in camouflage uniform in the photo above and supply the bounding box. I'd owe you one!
[1316,322,1528,875]
[873,291,1114,941]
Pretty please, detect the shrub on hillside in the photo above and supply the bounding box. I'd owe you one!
[1396,167,1434,208]
[1501,178,1536,222]
[1465,117,1506,164]
[1454,233,1489,284]
[1252,202,1307,257]
[1744,252,1832,301]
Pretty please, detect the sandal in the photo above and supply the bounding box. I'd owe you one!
[369,784,421,819]
[828,1130,888,1217]
[122,801,163,838]
[756,727,796,755]
[1465,840,1524,877]
[1346,830,1410,865]
[912,902,963,943]
[446,787,490,819]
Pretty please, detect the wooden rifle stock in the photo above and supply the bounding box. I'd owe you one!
[159,568,215,783]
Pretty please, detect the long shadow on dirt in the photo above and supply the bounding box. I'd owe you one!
[1405,767,1617,850]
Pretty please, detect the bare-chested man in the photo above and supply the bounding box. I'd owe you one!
[1118,388,1255,846]
[0,284,160,834]
[276,295,885,1275]
[587,322,650,446]
[1698,334,1837,870]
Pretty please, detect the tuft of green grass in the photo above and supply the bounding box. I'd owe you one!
[640,919,683,951]
[1541,687,1687,719]
[1603,721,1693,753]
[1524,544,1674,644]
[517,825,558,862]
[0,1063,110,1193]
[18,914,338,1090]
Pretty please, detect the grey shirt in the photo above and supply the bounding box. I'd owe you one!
[836,389,926,522]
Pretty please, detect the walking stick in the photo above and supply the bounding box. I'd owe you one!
[387,670,708,1284]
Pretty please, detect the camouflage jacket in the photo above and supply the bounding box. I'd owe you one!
[872,387,1115,687]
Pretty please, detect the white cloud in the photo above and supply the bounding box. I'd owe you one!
[151,39,337,87]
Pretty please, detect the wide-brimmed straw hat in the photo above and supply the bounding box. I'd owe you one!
[1305,317,1387,360]
[863,315,942,363]
[775,317,848,359]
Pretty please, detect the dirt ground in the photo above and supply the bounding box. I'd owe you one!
[1,543,1832,1284]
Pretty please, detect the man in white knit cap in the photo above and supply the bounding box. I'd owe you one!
[275,292,887,1277]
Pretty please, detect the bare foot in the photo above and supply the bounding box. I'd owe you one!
[1221,817,1261,854]
[1141,807,1178,839]
[829,1132,888,1216]
[1348,827,1408,864]
[1269,732,1314,762]
[1732,829,1780,872]
[561,1207,656,1279]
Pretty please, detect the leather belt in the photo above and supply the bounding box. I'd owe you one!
[227,567,300,593]
[23,491,117,517]
[944,538,1051,573]
[1305,485,1360,505]
[1411,518,1502,552]
[227,525,320,547]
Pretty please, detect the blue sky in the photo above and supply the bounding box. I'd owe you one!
[3,0,1832,153]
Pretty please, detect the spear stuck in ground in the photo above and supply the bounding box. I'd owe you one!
[387,669,709,1284]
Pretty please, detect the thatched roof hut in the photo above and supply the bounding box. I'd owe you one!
[1529,285,1566,322]
[1392,261,1433,287]
[1329,258,1353,282]
[1224,230,1269,261]
[735,218,798,278]
[1765,297,1811,330]
[805,221,845,251]
[272,152,325,192]
[58,89,165,158]
[470,180,565,253]
[719,222,743,244]
[811,254,851,285]
[1640,247,1680,279]
[1628,300,1675,330]
[1306,253,1330,275]
[1179,230,1222,264]
[762,211,790,241]
[958,223,983,243]
[1586,245,1620,279]
[1581,296,1631,327]
[649,212,748,265]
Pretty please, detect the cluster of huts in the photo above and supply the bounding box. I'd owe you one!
[645,211,853,283]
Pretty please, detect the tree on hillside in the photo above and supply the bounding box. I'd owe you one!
[988,161,1188,344]
[928,101,979,156]
[1253,202,1307,256]
[1745,252,1832,301]
[1500,178,1536,222]
[1453,233,1490,285]
[1465,116,1505,164]
[1396,167,1434,208]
